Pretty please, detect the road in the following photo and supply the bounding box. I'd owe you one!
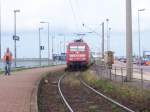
[114,61,150,72]
[113,61,150,81]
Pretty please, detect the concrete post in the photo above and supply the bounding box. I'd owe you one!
[126,0,133,81]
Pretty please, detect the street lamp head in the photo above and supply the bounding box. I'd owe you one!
[40,21,46,23]
[106,18,109,22]
[14,10,20,13]
[138,8,146,12]
[39,27,43,30]
[40,21,49,24]
[82,23,85,27]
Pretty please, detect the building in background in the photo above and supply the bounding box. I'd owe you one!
[53,53,66,61]
[143,51,150,59]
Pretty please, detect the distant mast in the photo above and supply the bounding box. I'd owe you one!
[74,39,84,42]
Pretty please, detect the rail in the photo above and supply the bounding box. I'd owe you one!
[79,78,135,112]
[58,73,74,112]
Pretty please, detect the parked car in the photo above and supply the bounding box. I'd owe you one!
[143,58,150,66]
[135,58,147,65]
[132,58,137,64]
[118,58,126,63]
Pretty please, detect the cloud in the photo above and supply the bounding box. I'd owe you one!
[1,0,150,57]
[1,0,150,33]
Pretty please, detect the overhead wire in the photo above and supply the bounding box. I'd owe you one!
[75,0,103,37]
[68,0,103,39]
[68,0,80,32]
[74,0,84,27]
[82,24,100,36]
[68,0,90,36]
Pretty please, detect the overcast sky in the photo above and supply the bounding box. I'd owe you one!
[1,0,150,57]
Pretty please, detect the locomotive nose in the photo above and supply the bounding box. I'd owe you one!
[76,51,79,54]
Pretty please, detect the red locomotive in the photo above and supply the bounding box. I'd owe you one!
[66,39,94,69]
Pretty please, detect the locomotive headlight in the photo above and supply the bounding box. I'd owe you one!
[69,58,73,61]
[81,58,86,60]
[69,54,86,58]
[80,54,86,57]
[69,54,75,58]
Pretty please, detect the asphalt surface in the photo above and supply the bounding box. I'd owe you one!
[114,61,150,72]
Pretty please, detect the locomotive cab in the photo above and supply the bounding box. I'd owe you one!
[66,39,90,69]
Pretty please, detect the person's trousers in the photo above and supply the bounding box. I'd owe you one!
[5,63,11,75]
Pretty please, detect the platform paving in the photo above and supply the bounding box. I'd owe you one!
[0,65,65,112]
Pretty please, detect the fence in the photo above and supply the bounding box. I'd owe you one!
[0,60,66,73]
[94,63,150,90]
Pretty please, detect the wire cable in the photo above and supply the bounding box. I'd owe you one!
[68,0,79,32]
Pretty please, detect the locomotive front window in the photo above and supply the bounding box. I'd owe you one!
[70,46,85,51]
[78,46,85,51]
[70,46,78,51]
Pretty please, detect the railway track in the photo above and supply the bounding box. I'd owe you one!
[58,73,74,112]
[58,71,135,112]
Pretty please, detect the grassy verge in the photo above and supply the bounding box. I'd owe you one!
[0,65,57,75]
[0,68,32,75]
[0,70,4,75]
[82,70,150,112]
[38,71,67,112]
[63,72,81,87]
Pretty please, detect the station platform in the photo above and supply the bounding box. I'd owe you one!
[0,65,65,112]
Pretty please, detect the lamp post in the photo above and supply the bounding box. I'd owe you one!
[39,27,43,66]
[101,22,104,59]
[82,23,105,59]
[52,35,54,61]
[40,21,50,65]
[138,8,145,68]
[106,18,109,51]
[14,9,20,68]
[108,27,111,51]
[64,35,66,53]
[60,41,62,54]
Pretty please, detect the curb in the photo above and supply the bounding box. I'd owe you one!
[30,66,66,112]
[30,75,42,112]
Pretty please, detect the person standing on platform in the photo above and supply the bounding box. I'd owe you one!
[3,48,13,75]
